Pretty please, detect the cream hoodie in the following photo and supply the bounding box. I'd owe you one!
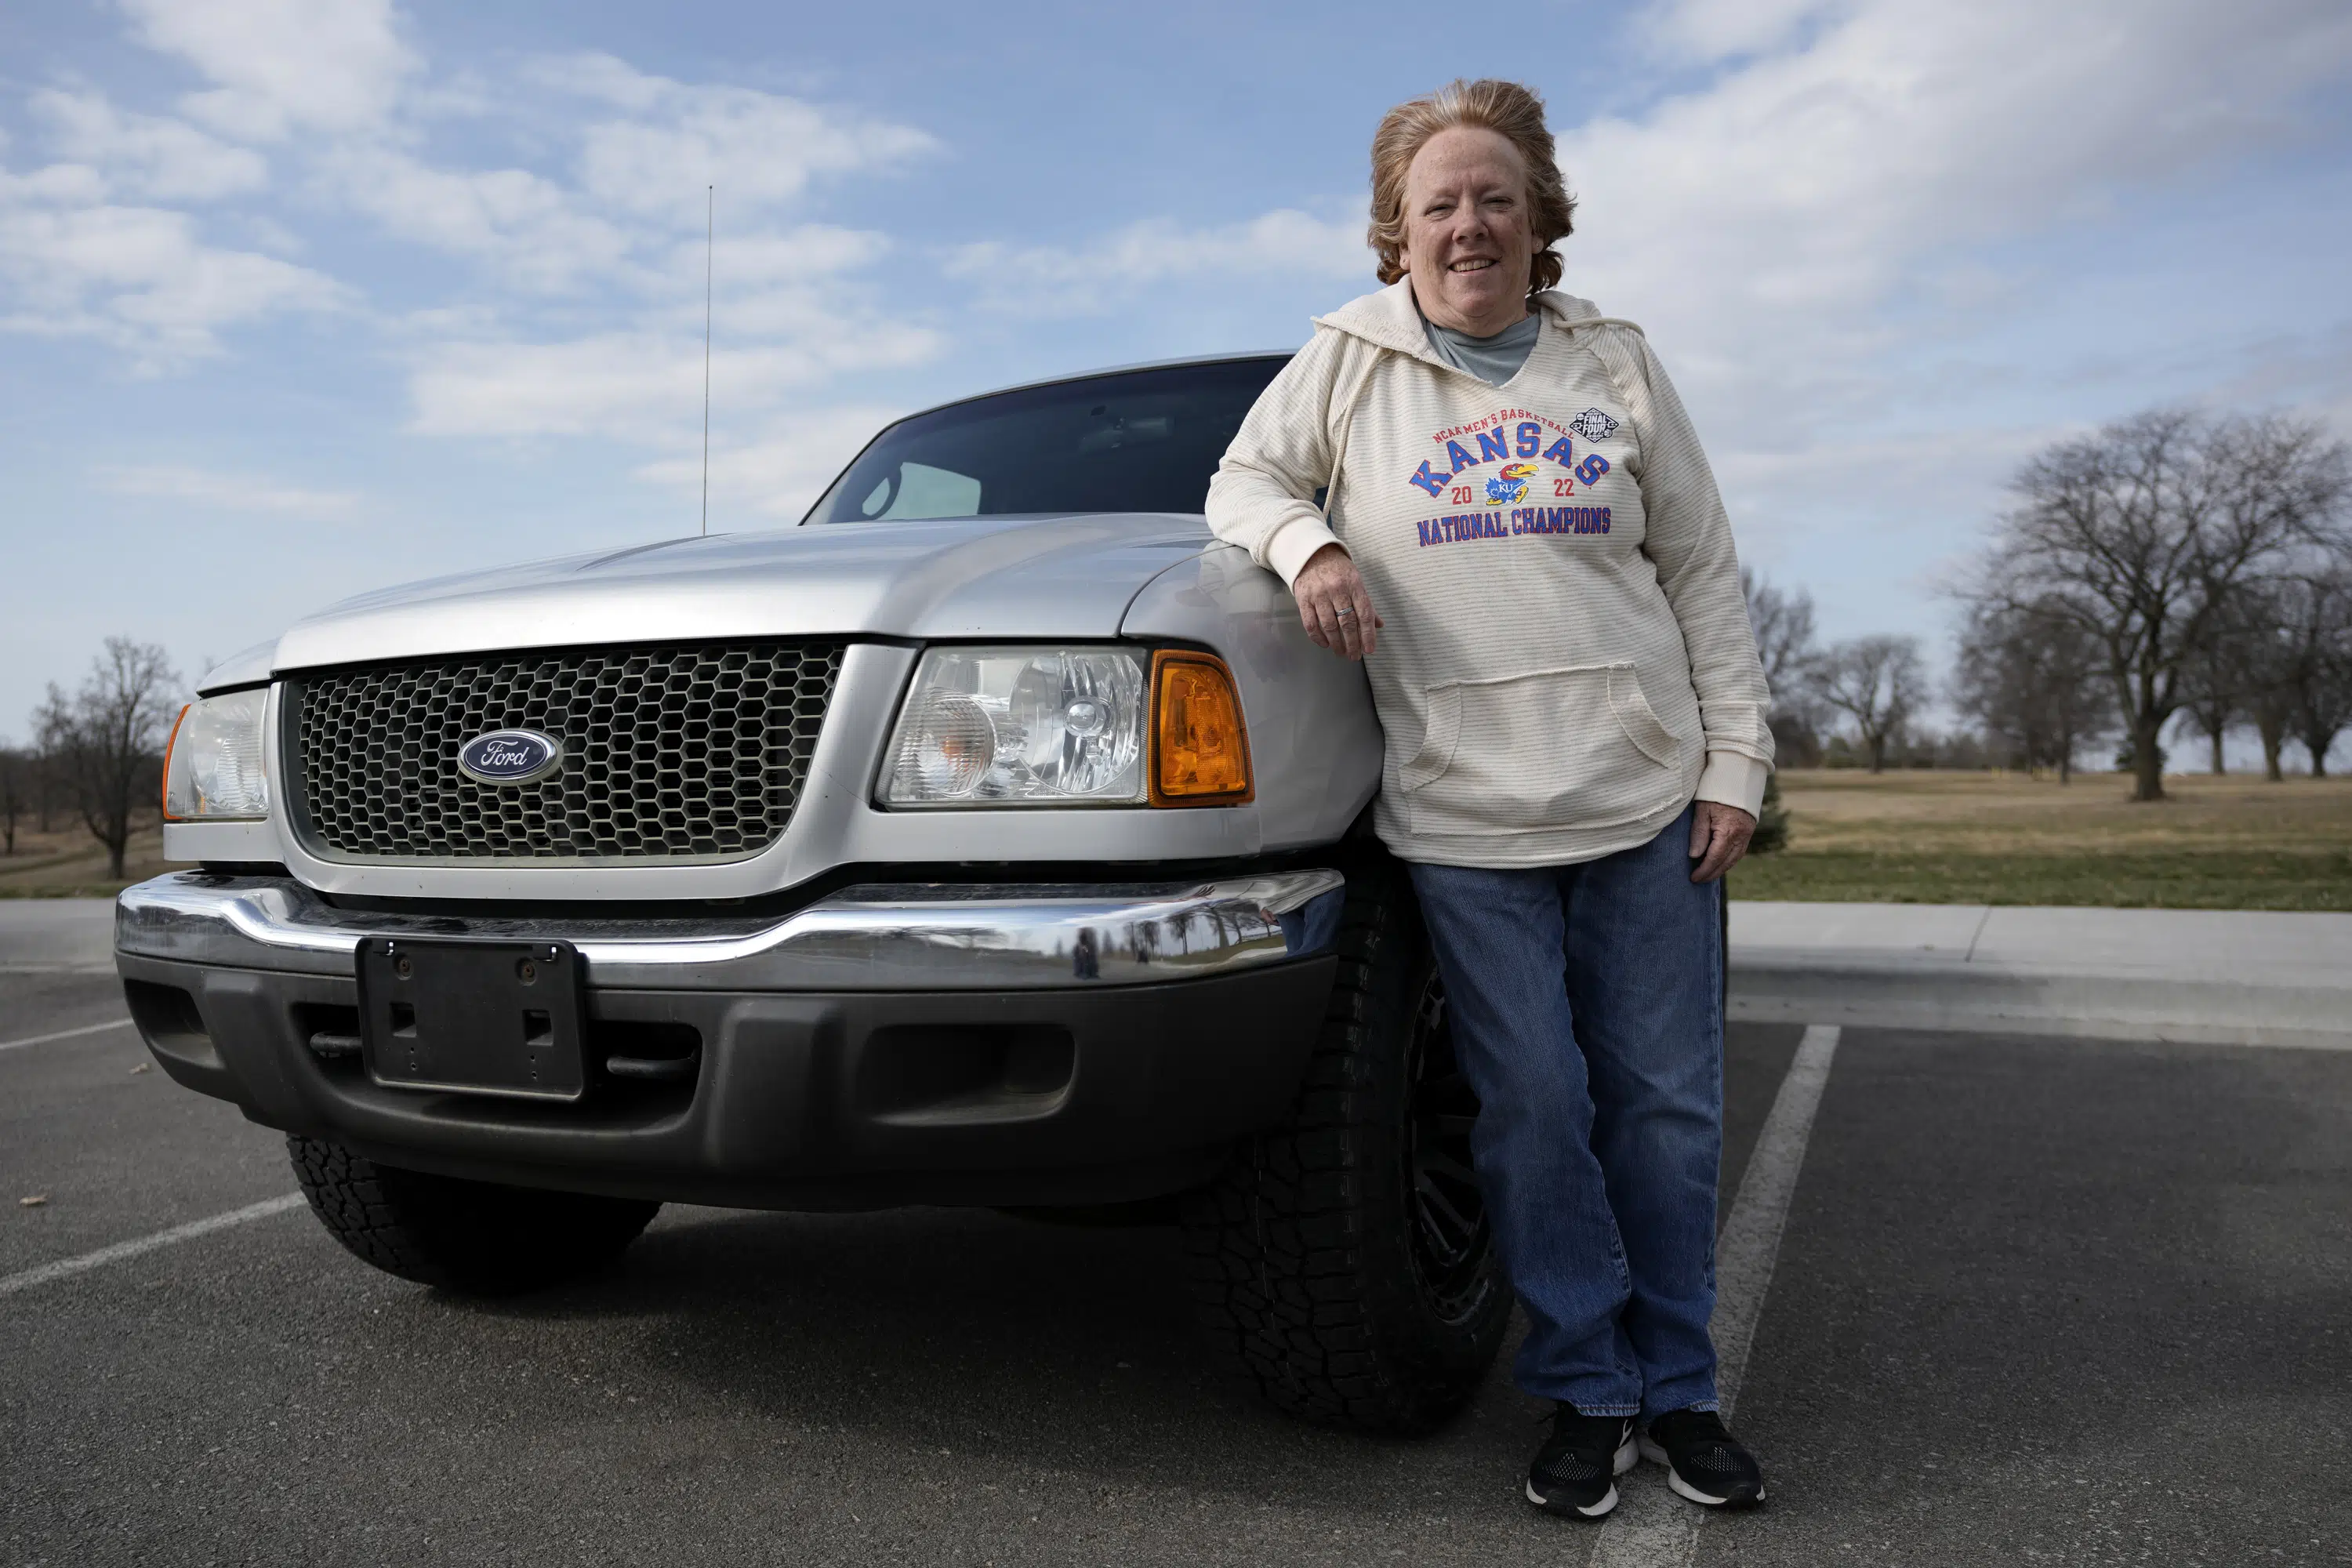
[1206,280,1773,868]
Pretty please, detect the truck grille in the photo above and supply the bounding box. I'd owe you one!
[289,643,844,862]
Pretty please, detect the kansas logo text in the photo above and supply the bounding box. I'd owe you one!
[1409,416,1613,498]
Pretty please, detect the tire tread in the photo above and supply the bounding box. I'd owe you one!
[287,1135,658,1295]
[1182,852,1506,1433]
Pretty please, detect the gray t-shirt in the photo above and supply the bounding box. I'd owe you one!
[1421,310,1541,387]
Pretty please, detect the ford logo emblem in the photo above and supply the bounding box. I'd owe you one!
[457,728,564,786]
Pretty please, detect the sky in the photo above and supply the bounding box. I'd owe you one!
[3,0,2350,737]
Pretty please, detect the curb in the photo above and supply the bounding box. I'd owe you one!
[1730,956,2352,1051]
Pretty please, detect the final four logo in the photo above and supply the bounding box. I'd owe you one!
[1568,408,1620,443]
[1483,463,1537,506]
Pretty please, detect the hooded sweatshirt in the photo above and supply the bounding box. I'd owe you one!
[1205,279,1773,868]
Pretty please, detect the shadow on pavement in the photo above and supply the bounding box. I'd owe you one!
[459,1202,1544,1508]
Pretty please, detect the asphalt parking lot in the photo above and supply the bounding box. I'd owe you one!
[4,916,2348,1566]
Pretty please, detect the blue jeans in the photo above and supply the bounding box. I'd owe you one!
[1406,806,1723,1418]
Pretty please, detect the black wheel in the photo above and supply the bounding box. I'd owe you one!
[287,1135,659,1296]
[1182,852,1508,1433]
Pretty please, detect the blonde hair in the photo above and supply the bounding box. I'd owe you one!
[1368,78,1575,299]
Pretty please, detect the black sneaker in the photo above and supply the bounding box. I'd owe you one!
[1638,1407,1766,1508]
[1525,1405,1638,1519]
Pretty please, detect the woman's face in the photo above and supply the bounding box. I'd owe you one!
[1400,125,1534,336]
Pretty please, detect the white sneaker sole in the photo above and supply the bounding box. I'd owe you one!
[1524,1437,1639,1519]
[1638,1434,1766,1508]
[1525,1479,1619,1518]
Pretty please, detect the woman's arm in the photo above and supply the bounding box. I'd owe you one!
[1623,333,1777,819]
[1207,330,1381,659]
[1207,329,1354,586]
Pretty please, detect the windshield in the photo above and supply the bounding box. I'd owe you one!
[804,356,1289,524]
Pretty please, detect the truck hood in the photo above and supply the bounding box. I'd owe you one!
[269,514,1214,673]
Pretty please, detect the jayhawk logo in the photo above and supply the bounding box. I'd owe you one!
[1484,463,1538,506]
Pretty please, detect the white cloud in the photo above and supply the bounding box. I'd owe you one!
[1560,0,2352,386]
[32,90,267,201]
[0,200,345,369]
[698,225,891,288]
[1635,0,1846,63]
[524,53,666,114]
[0,5,401,370]
[321,143,633,291]
[7,9,945,419]
[947,208,1368,314]
[536,54,936,221]
[121,0,418,141]
[98,463,361,521]
[405,321,938,441]
[0,160,107,205]
[363,64,937,441]
[630,224,902,340]
[636,404,908,520]
[270,59,935,339]
[406,333,730,439]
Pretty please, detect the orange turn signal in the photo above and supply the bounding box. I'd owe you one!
[1150,650,1252,806]
[159,703,192,820]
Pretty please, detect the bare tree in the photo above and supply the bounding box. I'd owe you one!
[1741,567,1822,765]
[0,742,26,854]
[1809,635,1926,774]
[2218,561,2352,779]
[36,638,182,880]
[2281,560,2352,776]
[1740,567,1817,692]
[2174,622,2243,775]
[2234,589,2303,781]
[33,724,60,833]
[1953,599,2111,782]
[1975,409,2350,800]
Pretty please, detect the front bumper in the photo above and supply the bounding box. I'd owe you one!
[114,869,1344,1209]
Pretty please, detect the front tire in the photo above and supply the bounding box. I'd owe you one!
[288,1136,659,1295]
[1183,853,1508,1433]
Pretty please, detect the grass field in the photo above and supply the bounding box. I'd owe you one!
[5,771,2349,909]
[0,818,176,899]
[1730,769,2352,910]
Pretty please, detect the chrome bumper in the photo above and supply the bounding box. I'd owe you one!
[114,869,1348,992]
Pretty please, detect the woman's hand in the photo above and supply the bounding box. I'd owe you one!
[1688,801,1756,884]
[1293,543,1384,660]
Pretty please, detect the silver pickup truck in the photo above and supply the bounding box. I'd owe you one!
[114,353,1504,1433]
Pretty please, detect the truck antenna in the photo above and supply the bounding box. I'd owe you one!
[701,183,713,538]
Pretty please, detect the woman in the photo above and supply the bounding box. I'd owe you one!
[1207,78,1775,1520]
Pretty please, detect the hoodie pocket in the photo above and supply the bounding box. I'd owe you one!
[1398,664,1683,837]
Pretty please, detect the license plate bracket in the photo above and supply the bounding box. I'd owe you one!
[355,938,587,1102]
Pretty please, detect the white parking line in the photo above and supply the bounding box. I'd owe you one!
[1591,1023,1844,1568]
[0,1195,307,1298]
[0,1018,135,1054]
[1708,1022,1842,1414]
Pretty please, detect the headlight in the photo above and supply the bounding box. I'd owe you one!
[884,647,1146,805]
[162,690,270,821]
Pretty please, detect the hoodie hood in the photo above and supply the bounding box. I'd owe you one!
[269,514,1212,674]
